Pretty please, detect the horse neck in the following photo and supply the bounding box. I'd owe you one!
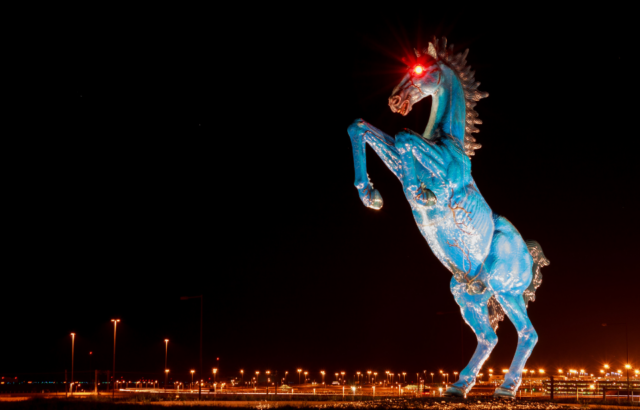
[424,65,466,146]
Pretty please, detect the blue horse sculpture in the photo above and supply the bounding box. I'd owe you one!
[347,37,549,398]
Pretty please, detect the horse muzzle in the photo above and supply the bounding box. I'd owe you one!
[389,95,412,116]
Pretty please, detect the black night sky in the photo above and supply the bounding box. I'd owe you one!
[5,5,638,384]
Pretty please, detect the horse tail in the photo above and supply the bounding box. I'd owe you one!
[523,240,550,308]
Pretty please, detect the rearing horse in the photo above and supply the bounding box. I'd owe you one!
[347,37,549,398]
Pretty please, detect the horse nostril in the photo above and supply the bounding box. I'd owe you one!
[388,96,401,107]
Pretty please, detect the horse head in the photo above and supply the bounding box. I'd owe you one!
[388,44,441,116]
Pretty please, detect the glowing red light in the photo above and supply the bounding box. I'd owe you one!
[414,65,424,75]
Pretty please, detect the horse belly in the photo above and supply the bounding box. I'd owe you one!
[413,190,493,281]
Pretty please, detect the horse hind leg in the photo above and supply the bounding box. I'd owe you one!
[444,278,497,397]
[492,292,538,398]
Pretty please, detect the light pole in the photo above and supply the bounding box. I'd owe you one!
[297,369,302,384]
[341,372,345,384]
[256,371,260,386]
[402,372,406,383]
[304,371,308,383]
[527,370,534,397]
[625,364,631,402]
[335,373,339,382]
[240,370,244,383]
[431,373,434,384]
[164,339,169,391]
[357,372,361,384]
[180,295,203,400]
[213,368,218,384]
[111,319,120,399]
[367,371,372,384]
[191,370,195,390]
[321,371,325,385]
[70,333,75,395]
[373,372,377,383]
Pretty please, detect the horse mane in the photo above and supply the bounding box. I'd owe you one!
[419,37,488,157]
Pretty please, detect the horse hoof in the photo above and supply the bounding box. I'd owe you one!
[493,387,515,399]
[444,386,465,397]
[368,189,383,210]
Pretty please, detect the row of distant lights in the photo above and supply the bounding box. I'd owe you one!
[485,364,638,376]
[69,332,638,379]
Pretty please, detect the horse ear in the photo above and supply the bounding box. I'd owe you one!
[427,43,437,59]
[414,48,421,58]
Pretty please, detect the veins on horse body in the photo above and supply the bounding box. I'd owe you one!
[447,188,474,235]
[445,237,473,281]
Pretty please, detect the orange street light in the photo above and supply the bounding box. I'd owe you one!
[298,369,302,384]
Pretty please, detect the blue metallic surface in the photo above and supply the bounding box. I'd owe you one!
[347,38,550,398]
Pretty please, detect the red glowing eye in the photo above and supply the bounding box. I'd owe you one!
[414,65,424,75]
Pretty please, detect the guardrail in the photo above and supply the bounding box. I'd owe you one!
[545,378,640,401]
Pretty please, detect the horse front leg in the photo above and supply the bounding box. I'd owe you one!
[395,130,438,206]
[347,119,403,209]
